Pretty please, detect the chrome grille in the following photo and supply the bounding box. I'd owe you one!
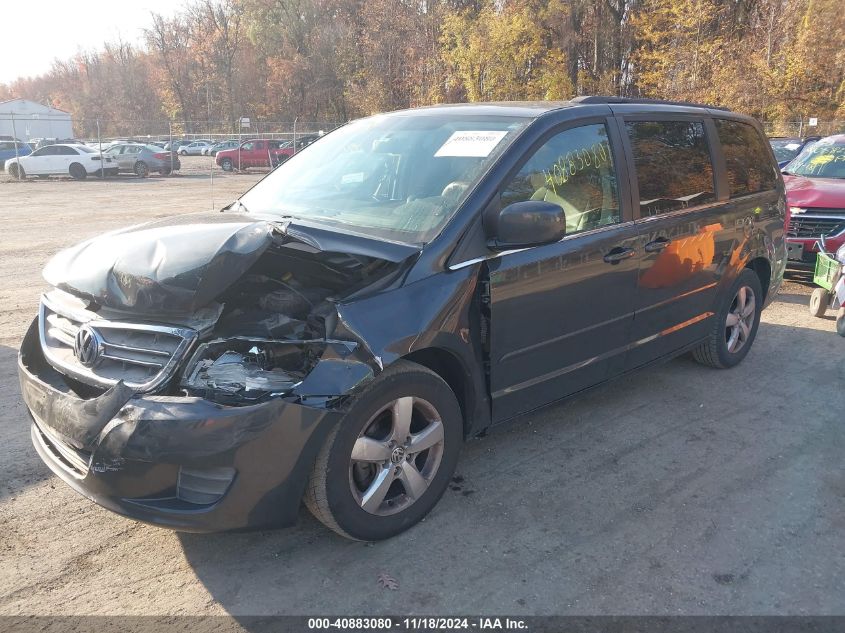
[787,213,845,239]
[39,290,197,392]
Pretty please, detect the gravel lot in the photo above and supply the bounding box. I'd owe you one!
[0,158,843,616]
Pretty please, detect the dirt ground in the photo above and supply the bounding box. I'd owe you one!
[0,159,843,616]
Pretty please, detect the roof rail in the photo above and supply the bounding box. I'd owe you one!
[571,95,730,111]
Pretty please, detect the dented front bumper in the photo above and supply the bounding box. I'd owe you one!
[18,320,343,531]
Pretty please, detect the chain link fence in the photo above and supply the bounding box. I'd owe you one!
[762,120,845,138]
[6,112,845,145]
[81,119,344,146]
[0,115,343,146]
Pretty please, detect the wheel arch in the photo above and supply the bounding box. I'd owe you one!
[402,347,477,439]
[745,256,771,300]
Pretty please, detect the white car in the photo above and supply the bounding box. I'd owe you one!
[179,141,212,156]
[4,144,117,180]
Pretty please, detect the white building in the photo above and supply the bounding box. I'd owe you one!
[0,99,74,141]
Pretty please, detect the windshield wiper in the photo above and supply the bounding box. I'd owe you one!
[220,199,249,213]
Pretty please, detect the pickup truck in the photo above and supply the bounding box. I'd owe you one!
[215,139,287,171]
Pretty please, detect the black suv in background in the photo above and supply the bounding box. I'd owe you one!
[19,97,786,540]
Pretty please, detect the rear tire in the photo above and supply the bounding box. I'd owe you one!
[809,288,829,317]
[692,269,763,369]
[134,161,149,178]
[837,308,845,337]
[304,360,463,541]
[69,163,87,180]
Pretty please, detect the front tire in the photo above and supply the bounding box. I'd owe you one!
[809,288,829,317]
[221,158,233,172]
[692,268,763,369]
[8,164,25,179]
[305,360,463,541]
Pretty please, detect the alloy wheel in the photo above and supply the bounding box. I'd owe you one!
[725,285,756,353]
[135,161,149,178]
[349,396,445,516]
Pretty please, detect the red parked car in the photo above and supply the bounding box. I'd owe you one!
[783,135,845,268]
[215,139,287,171]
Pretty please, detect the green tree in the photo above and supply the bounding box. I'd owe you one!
[440,0,573,102]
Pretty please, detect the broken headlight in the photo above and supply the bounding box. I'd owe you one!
[181,337,313,404]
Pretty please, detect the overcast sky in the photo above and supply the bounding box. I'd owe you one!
[0,0,182,84]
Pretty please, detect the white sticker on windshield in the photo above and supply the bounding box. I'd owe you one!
[435,130,508,158]
[784,143,800,150]
[341,172,365,184]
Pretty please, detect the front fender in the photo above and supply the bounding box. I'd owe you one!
[333,264,490,432]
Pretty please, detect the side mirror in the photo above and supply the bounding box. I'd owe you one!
[487,200,566,250]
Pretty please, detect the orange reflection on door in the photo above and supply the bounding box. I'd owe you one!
[639,223,722,289]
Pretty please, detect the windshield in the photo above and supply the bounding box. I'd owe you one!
[785,140,845,178]
[770,139,803,162]
[238,113,530,244]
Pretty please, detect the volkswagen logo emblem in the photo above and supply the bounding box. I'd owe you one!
[73,325,103,368]
[390,446,406,464]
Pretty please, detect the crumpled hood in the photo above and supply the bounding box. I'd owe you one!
[43,212,275,315]
[783,175,845,209]
[43,211,422,317]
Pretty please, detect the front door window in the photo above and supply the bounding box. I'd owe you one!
[501,123,621,236]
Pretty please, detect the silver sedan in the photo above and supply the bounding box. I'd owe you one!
[103,143,181,177]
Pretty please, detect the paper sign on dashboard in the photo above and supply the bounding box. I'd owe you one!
[435,131,508,158]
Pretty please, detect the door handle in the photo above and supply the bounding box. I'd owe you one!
[644,237,671,253]
[603,247,637,264]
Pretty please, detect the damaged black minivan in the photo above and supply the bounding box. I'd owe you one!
[19,97,786,540]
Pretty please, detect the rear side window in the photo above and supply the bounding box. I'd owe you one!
[715,119,777,196]
[625,120,715,216]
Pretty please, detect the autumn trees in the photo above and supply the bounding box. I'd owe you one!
[1,0,843,137]
[633,0,845,122]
